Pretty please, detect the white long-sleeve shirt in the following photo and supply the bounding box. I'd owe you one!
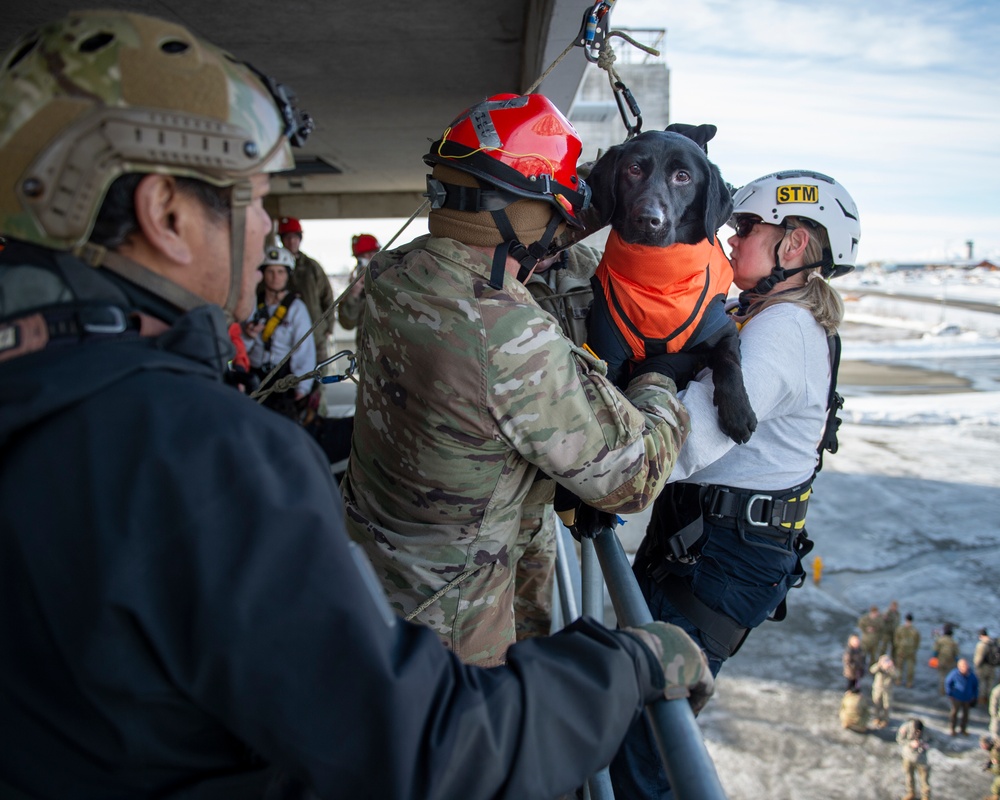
[669,302,831,490]
[244,296,317,395]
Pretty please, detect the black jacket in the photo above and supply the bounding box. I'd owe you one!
[0,246,663,799]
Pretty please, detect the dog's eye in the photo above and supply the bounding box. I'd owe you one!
[673,170,692,185]
[627,163,642,177]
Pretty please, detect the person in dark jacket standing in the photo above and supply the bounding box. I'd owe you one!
[945,658,980,736]
[0,11,712,800]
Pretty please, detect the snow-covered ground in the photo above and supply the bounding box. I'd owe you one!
[329,267,1000,799]
[691,268,1000,800]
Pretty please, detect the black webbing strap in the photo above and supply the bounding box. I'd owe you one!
[647,565,750,659]
[816,332,844,475]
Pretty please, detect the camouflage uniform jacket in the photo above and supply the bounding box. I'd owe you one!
[870,660,898,694]
[935,634,959,668]
[858,612,882,643]
[291,250,335,347]
[337,264,365,334]
[896,720,930,764]
[882,607,900,637]
[894,624,921,656]
[342,235,689,665]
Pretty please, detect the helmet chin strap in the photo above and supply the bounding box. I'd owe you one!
[222,180,254,323]
[487,209,562,289]
[76,180,255,323]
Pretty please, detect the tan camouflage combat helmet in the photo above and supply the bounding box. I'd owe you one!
[0,10,311,314]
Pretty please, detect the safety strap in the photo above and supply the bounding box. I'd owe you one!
[76,244,208,314]
[816,332,844,475]
[258,292,299,351]
[0,303,141,363]
[704,483,812,534]
[487,209,562,290]
[647,564,750,659]
[223,180,253,321]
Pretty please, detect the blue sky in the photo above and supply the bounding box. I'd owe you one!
[307,0,1000,271]
[609,0,1000,264]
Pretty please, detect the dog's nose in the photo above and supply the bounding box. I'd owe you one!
[634,208,664,232]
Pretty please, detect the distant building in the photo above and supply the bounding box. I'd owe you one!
[568,28,669,161]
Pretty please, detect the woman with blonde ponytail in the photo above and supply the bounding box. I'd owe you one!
[612,171,861,799]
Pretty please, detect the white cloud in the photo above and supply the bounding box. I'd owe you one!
[605,0,1000,262]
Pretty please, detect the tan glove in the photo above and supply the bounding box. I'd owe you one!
[625,621,715,714]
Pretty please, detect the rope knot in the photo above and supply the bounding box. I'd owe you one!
[597,43,617,72]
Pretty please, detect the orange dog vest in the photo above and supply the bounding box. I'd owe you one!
[593,231,734,358]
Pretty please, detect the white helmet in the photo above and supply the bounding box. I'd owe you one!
[260,237,295,273]
[732,170,860,277]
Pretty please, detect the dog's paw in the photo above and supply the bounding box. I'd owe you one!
[715,394,757,444]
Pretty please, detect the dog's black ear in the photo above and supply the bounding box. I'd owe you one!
[703,161,734,245]
[584,144,622,227]
[665,123,718,155]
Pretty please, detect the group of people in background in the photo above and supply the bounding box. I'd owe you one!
[840,604,1000,800]
[229,217,381,470]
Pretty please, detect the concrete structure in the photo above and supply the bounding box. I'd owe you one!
[568,28,670,161]
[2,1,590,221]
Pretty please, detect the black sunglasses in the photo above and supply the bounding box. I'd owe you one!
[730,214,766,238]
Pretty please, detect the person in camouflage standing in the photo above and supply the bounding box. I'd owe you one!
[895,613,922,688]
[515,241,604,638]
[341,94,692,666]
[975,628,998,705]
[982,734,1000,800]
[896,718,932,800]
[858,605,883,667]
[337,233,380,348]
[935,623,960,695]
[880,599,900,657]
[870,654,898,728]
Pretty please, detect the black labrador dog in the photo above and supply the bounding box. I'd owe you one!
[586,125,757,444]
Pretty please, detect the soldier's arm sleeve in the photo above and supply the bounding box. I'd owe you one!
[487,305,688,515]
[131,417,663,800]
[337,290,363,330]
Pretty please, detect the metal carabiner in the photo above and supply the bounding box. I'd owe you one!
[612,79,643,138]
[575,1,616,63]
[318,350,358,384]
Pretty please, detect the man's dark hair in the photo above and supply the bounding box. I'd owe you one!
[90,174,232,250]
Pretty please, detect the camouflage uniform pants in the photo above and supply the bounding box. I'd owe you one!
[872,685,892,723]
[862,635,879,668]
[512,501,556,641]
[898,653,917,686]
[902,759,930,799]
[977,665,996,704]
[938,662,956,694]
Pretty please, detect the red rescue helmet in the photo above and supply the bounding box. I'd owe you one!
[351,233,380,257]
[277,216,303,236]
[423,93,590,228]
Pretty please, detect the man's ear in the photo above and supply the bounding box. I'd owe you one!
[131,174,196,265]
